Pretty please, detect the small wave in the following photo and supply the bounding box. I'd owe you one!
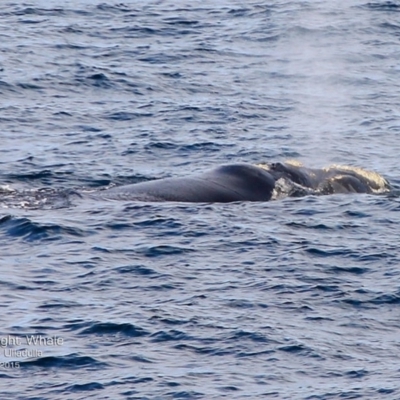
[149,329,192,343]
[105,111,153,121]
[0,215,84,241]
[139,245,196,257]
[77,321,149,338]
[363,2,400,12]
[20,354,106,370]
[64,382,104,392]
[114,265,158,275]
[339,289,400,308]
[0,80,19,94]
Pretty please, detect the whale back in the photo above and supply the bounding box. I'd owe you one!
[97,164,276,203]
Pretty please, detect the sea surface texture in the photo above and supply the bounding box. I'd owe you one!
[1,1,400,399]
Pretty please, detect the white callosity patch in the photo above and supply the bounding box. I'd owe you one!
[271,177,316,201]
[322,164,390,193]
[255,161,391,196]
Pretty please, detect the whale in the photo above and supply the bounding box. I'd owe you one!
[92,161,391,203]
[0,161,390,209]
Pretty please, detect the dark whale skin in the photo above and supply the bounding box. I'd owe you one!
[97,164,276,203]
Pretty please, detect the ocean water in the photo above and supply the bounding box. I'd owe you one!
[1,1,400,399]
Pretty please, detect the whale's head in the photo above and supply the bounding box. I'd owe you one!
[322,165,391,194]
[255,161,391,196]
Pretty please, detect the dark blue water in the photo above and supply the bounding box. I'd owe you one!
[1,1,400,399]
